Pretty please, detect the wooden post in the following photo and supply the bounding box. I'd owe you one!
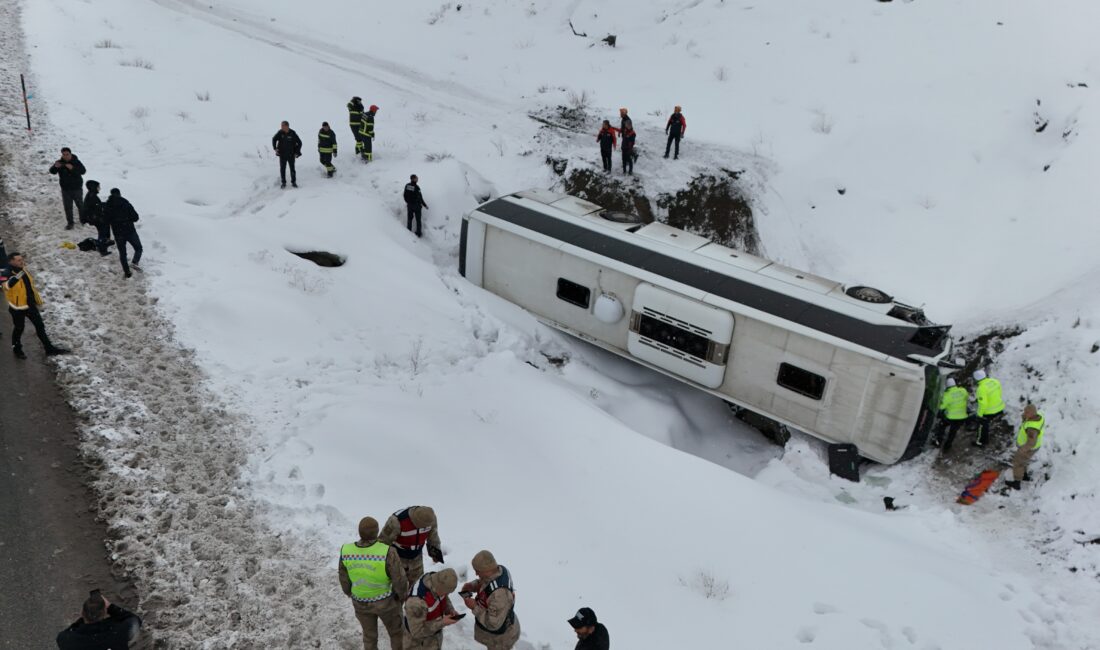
[20,74,31,131]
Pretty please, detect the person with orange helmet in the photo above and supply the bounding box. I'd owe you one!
[359,104,379,162]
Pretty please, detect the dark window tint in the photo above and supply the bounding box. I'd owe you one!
[777,363,826,400]
[638,314,710,359]
[556,278,591,308]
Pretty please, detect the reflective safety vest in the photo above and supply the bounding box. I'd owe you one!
[475,565,516,635]
[2,269,42,310]
[975,377,1005,416]
[340,541,393,602]
[347,101,363,127]
[393,507,431,559]
[359,112,375,138]
[939,386,969,421]
[318,129,337,154]
[1016,412,1046,449]
[404,574,446,630]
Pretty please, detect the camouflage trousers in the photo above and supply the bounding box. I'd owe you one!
[1012,432,1040,481]
[399,555,426,587]
[353,597,403,650]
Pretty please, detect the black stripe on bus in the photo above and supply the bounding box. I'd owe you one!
[476,198,944,361]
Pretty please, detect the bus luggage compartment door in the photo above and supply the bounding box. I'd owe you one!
[627,284,734,389]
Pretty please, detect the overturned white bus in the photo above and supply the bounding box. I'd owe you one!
[459,189,953,464]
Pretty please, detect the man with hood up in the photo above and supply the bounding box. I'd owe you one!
[102,188,143,278]
[83,180,112,256]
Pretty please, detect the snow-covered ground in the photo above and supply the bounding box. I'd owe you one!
[4,0,1099,647]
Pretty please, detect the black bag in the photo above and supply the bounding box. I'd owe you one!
[828,443,861,482]
[77,237,98,252]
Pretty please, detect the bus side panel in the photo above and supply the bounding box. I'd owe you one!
[461,217,488,287]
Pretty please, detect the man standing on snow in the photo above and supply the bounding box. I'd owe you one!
[402,176,429,238]
[567,608,610,650]
[339,516,408,650]
[103,188,143,279]
[460,550,520,650]
[2,252,70,359]
[48,147,87,230]
[403,568,461,650]
[379,505,443,585]
[664,105,686,160]
[973,369,1005,447]
[933,377,969,452]
[83,181,112,257]
[348,97,365,156]
[318,122,338,177]
[1006,403,1045,490]
[596,120,616,173]
[618,107,632,134]
[359,104,378,162]
[272,120,303,188]
[620,123,636,175]
[56,591,143,650]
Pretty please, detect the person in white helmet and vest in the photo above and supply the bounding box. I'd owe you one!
[460,550,521,650]
[933,377,969,452]
[1006,403,1046,490]
[972,369,1005,447]
[339,516,409,650]
[403,568,461,650]
[380,506,444,586]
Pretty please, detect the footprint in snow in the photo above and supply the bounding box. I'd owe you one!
[796,626,816,643]
[901,626,917,644]
[860,618,894,648]
[813,602,838,615]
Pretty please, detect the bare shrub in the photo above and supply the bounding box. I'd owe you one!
[567,89,591,111]
[679,571,731,601]
[94,39,119,49]
[130,106,150,119]
[424,152,453,162]
[413,111,429,123]
[176,111,191,121]
[714,66,728,82]
[119,58,154,70]
[195,90,211,102]
[427,3,452,25]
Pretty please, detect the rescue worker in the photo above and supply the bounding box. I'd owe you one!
[596,121,616,173]
[665,105,686,159]
[359,104,378,162]
[460,550,520,650]
[83,180,112,257]
[318,122,338,177]
[48,147,87,230]
[272,120,303,188]
[618,107,632,134]
[401,176,429,238]
[933,377,968,452]
[2,252,70,359]
[380,505,443,585]
[973,369,1005,447]
[1006,404,1045,490]
[348,97,365,156]
[403,568,461,650]
[620,123,636,175]
[567,607,609,650]
[339,516,409,650]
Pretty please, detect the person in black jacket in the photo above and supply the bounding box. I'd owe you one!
[272,121,303,188]
[620,124,636,175]
[82,181,112,257]
[347,96,365,156]
[56,591,143,650]
[103,189,143,278]
[567,607,609,650]
[403,175,429,237]
[318,122,338,177]
[664,106,686,159]
[596,121,617,172]
[48,147,87,230]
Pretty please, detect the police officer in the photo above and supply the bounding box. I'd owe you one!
[359,104,379,162]
[402,176,429,238]
[973,370,1005,447]
[339,516,409,650]
[379,505,443,586]
[1006,404,1045,490]
[460,550,520,650]
[933,377,969,452]
[348,97,365,156]
[318,122,338,177]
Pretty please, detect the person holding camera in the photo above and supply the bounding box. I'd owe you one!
[48,147,87,230]
[460,550,520,650]
[56,590,142,650]
[339,516,409,650]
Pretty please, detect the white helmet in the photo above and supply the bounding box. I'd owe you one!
[973,370,987,381]
[946,378,956,388]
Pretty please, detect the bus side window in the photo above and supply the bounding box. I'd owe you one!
[556,278,591,309]
[777,363,826,400]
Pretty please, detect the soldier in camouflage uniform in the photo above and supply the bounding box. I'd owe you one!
[339,517,409,650]
[460,550,520,650]
[403,568,461,650]
[380,505,444,586]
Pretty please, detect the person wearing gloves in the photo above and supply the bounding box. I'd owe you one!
[380,505,444,585]
[460,550,520,650]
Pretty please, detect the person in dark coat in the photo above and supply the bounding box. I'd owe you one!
[620,124,636,175]
[403,175,429,238]
[596,120,617,172]
[56,591,142,650]
[83,181,112,257]
[567,608,609,650]
[618,108,632,134]
[103,189,143,278]
[347,96,365,156]
[318,122,338,177]
[48,147,87,230]
[359,105,378,162]
[664,106,686,159]
[272,121,303,188]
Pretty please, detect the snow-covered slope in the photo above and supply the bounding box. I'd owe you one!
[9,0,1099,647]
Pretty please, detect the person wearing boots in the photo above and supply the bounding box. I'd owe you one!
[83,180,112,257]
[596,121,617,173]
[318,122,338,177]
[620,123,636,175]
[973,369,1005,447]
[272,120,303,188]
[402,176,429,238]
[339,516,408,650]
[460,550,520,650]
[348,96,365,156]
[359,105,379,162]
[48,147,87,230]
[1006,404,1046,490]
[103,189,144,278]
[1,252,70,359]
[933,377,969,452]
[664,106,686,159]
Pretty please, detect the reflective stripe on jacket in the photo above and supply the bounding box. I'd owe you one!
[975,377,1005,416]
[474,565,516,635]
[1016,412,1046,449]
[939,386,969,420]
[318,129,338,153]
[359,112,376,138]
[348,101,363,126]
[2,269,42,310]
[340,541,393,602]
[393,507,431,559]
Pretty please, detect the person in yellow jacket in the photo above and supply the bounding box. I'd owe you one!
[2,252,70,359]
[1006,404,1045,490]
[339,516,409,650]
[933,377,969,452]
[972,369,1005,447]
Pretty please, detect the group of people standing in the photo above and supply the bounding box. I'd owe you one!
[934,369,1047,490]
[339,505,608,650]
[269,98,381,188]
[595,106,687,174]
